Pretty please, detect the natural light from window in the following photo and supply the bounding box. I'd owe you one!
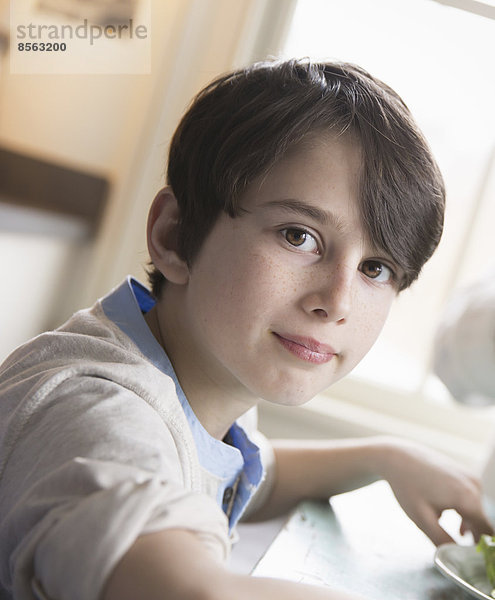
[282,0,495,404]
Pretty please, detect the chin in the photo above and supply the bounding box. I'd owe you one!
[239,367,342,407]
[257,385,320,407]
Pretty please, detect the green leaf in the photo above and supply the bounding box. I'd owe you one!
[477,535,495,586]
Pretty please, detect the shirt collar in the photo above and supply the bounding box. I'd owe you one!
[100,277,263,525]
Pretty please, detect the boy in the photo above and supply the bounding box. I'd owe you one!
[0,59,491,600]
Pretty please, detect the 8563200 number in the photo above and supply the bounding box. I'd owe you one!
[17,42,67,51]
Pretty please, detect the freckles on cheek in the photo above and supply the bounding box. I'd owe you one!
[354,294,393,346]
[237,253,279,291]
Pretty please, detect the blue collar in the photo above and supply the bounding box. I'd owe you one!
[100,277,263,528]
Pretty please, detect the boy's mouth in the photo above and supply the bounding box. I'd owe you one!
[272,332,337,364]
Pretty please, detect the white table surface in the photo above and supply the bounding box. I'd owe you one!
[251,480,475,599]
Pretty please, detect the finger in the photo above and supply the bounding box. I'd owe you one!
[424,523,455,547]
[413,504,455,546]
[461,515,494,541]
[454,499,494,540]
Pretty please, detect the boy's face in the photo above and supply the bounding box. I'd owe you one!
[175,135,399,407]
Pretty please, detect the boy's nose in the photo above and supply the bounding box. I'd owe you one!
[301,266,353,324]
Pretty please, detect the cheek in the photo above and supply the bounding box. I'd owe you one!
[193,249,285,335]
[227,251,293,310]
[350,291,394,355]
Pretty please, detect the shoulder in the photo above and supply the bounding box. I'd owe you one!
[0,304,196,486]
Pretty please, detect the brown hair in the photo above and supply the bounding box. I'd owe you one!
[148,59,445,296]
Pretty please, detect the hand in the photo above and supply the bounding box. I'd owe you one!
[380,438,493,545]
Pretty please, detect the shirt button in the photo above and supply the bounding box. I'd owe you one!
[223,487,234,505]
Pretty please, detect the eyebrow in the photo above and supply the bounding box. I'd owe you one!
[262,198,402,278]
[261,198,348,233]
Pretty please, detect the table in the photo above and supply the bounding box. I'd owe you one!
[252,480,472,599]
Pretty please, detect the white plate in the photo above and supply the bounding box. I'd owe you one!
[435,543,495,600]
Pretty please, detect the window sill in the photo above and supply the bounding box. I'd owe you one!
[258,378,495,472]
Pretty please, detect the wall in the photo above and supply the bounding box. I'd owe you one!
[0,0,181,359]
[0,0,296,361]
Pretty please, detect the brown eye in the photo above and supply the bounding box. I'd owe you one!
[282,228,319,253]
[285,229,307,246]
[361,260,393,282]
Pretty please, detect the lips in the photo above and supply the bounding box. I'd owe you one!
[273,332,337,364]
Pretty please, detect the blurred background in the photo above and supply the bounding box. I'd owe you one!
[1,0,494,470]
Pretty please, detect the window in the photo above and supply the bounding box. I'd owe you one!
[282,0,494,396]
[265,0,495,461]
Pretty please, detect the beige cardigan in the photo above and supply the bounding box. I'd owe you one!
[0,300,274,600]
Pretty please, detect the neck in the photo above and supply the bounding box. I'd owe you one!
[144,290,257,440]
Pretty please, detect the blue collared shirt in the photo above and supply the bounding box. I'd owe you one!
[101,277,263,529]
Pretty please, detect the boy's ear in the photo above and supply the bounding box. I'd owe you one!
[147,187,189,285]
